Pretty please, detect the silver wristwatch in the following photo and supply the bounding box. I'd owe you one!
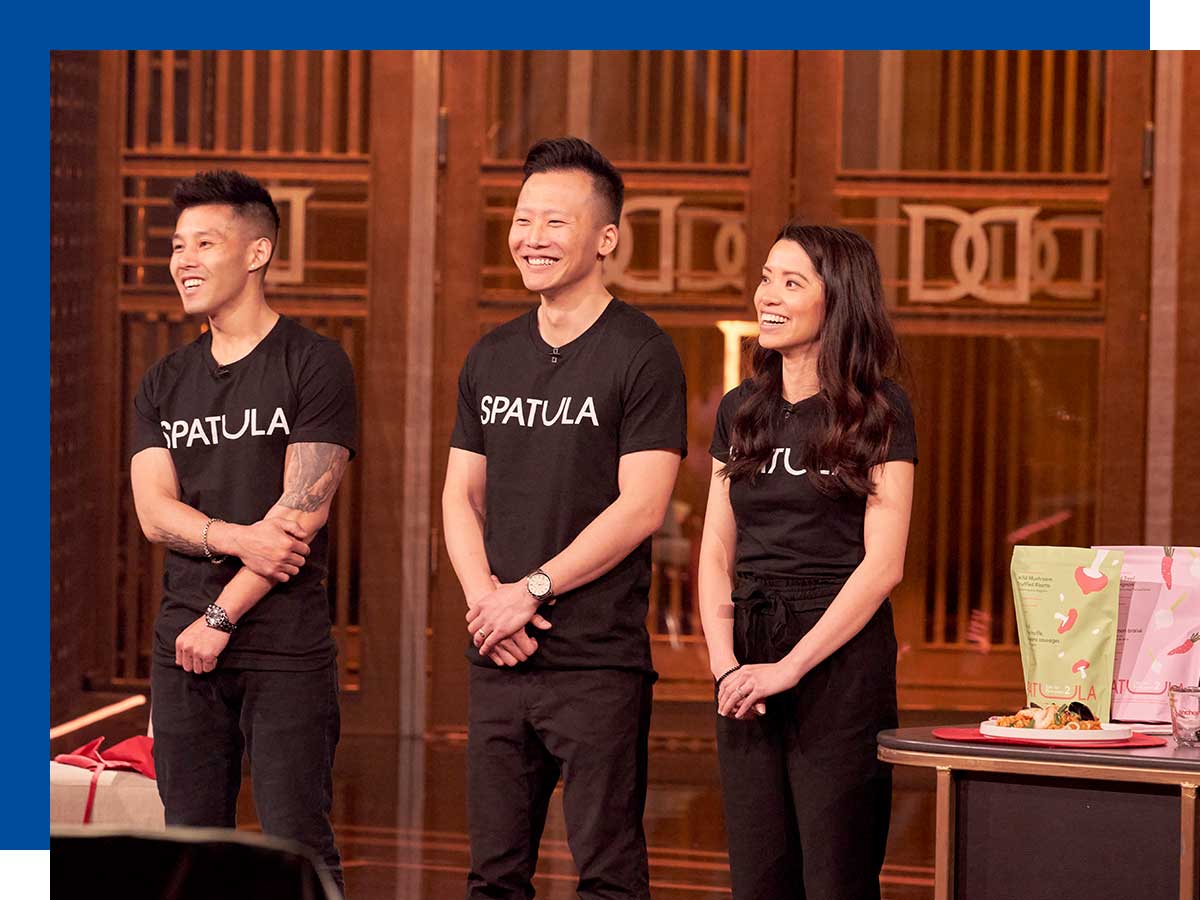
[526,569,555,605]
[204,603,237,634]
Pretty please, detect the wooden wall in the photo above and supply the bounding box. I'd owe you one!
[50,52,101,723]
[1173,54,1200,545]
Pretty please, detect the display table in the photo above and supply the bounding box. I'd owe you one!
[878,726,1200,900]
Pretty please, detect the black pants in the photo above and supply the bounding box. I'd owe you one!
[466,666,654,900]
[150,662,344,895]
[716,574,898,900]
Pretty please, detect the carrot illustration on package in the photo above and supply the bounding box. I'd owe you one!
[1168,633,1200,656]
[1100,545,1200,723]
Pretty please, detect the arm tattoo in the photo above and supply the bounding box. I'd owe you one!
[279,443,350,513]
[159,529,206,556]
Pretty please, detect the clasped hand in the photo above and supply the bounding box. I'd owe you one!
[716,662,799,719]
[233,518,310,582]
[465,577,552,665]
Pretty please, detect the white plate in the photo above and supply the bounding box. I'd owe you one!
[979,719,1133,742]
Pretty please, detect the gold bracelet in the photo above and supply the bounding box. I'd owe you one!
[202,517,227,565]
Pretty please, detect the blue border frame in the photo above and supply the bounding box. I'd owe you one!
[17,49,49,852]
[45,0,1151,50]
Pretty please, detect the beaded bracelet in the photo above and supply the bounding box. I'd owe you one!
[715,664,742,688]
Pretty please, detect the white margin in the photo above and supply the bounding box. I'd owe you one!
[0,851,49,898]
[1152,0,1200,48]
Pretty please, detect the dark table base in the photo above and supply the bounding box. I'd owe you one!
[957,772,1178,899]
[879,726,1200,900]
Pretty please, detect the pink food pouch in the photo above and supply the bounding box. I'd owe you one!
[1096,546,1200,722]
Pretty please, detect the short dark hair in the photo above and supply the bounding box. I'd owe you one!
[172,170,281,269]
[521,137,624,226]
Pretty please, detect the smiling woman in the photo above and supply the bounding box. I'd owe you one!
[754,240,825,359]
[697,222,915,900]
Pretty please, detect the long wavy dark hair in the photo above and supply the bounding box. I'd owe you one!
[722,222,903,498]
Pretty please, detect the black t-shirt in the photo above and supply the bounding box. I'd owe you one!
[450,299,687,675]
[131,315,358,671]
[709,379,916,580]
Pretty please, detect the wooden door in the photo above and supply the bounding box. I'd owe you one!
[791,51,1153,710]
[92,51,415,733]
[429,51,796,735]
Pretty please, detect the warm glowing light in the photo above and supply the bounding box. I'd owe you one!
[715,320,758,393]
[50,695,147,740]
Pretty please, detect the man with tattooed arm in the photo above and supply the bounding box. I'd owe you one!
[129,170,356,894]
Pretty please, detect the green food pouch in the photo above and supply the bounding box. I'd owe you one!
[1010,545,1125,721]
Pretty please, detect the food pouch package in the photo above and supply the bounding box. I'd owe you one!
[1010,546,1125,721]
[1095,546,1200,722]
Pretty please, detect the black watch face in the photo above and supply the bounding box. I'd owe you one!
[528,572,551,598]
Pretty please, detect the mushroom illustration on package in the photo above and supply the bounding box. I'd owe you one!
[1096,546,1200,722]
[1011,545,1124,721]
[1055,608,1078,634]
[1074,548,1111,594]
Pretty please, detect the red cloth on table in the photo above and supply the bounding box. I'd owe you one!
[53,736,156,824]
[931,725,1167,749]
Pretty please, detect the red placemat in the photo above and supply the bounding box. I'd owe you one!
[931,726,1167,749]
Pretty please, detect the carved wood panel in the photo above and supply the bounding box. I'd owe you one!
[829,51,1151,710]
[51,51,101,721]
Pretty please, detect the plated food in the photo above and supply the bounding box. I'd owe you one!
[994,702,1102,730]
[980,701,1134,742]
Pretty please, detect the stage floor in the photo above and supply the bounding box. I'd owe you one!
[260,733,939,899]
[53,701,959,898]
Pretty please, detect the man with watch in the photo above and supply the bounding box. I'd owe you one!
[129,170,356,894]
[443,138,687,900]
